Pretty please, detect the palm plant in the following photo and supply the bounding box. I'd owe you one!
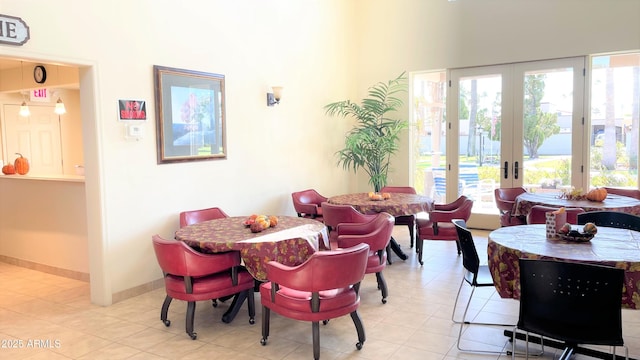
[325,72,408,192]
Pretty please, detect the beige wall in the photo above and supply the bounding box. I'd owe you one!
[0,0,356,305]
[0,178,88,274]
[0,0,638,305]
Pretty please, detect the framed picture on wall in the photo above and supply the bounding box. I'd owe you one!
[153,65,227,163]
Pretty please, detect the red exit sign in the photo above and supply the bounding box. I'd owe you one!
[30,88,50,102]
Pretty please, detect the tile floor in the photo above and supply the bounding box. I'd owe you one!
[1,228,639,359]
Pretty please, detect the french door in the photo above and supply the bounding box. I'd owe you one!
[446,58,586,228]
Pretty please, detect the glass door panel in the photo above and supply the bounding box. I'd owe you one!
[411,71,447,200]
[588,53,640,189]
[447,58,584,228]
[456,74,503,213]
[515,58,584,196]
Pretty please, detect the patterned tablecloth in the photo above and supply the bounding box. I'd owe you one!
[175,216,328,281]
[488,224,640,309]
[327,192,433,216]
[513,192,640,217]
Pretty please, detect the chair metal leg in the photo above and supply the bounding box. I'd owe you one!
[451,278,465,323]
[375,271,388,304]
[349,310,366,351]
[454,280,514,353]
[312,321,320,360]
[260,306,270,346]
[185,301,197,340]
[417,239,424,265]
[160,295,172,326]
[246,289,256,324]
[510,329,546,359]
[408,224,415,248]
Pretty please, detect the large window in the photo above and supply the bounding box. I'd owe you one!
[411,52,640,225]
[588,53,640,189]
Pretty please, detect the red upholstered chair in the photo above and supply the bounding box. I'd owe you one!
[416,196,473,265]
[494,187,527,227]
[152,235,255,340]
[336,212,395,304]
[380,186,418,248]
[179,207,229,228]
[321,202,376,250]
[604,187,640,200]
[259,243,370,360]
[292,189,328,221]
[526,205,585,225]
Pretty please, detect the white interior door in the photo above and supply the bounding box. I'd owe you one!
[2,104,62,175]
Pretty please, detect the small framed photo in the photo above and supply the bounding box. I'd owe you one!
[153,65,227,163]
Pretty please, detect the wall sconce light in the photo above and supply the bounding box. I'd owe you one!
[267,86,283,106]
[54,97,66,115]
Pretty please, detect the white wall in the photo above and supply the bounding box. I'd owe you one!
[0,0,638,305]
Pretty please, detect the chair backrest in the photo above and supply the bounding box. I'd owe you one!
[603,187,640,200]
[452,219,480,281]
[526,205,584,225]
[179,207,229,228]
[336,212,394,252]
[494,187,526,213]
[321,202,373,230]
[518,258,624,346]
[152,234,240,277]
[291,189,327,217]
[431,196,474,225]
[577,211,640,231]
[380,186,417,194]
[433,195,470,212]
[266,243,370,292]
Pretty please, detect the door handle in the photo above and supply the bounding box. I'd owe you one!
[503,161,509,179]
[514,161,519,180]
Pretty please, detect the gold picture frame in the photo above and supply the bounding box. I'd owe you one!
[154,65,226,163]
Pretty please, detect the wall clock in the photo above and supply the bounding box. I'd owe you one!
[33,65,47,84]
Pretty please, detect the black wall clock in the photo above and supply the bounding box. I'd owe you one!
[33,65,47,84]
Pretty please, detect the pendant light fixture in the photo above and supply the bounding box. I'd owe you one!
[19,98,30,117]
[54,97,66,115]
[19,62,30,117]
[54,66,66,115]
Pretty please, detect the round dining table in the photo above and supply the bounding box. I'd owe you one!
[328,192,433,261]
[328,192,433,216]
[487,224,640,309]
[512,191,640,218]
[175,216,328,281]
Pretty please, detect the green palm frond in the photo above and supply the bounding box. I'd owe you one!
[325,72,408,192]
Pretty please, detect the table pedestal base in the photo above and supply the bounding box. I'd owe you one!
[221,291,248,323]
[505,330,632,360]
[387,237,408,264]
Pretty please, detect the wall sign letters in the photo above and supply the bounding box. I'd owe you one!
[0,14,30,46]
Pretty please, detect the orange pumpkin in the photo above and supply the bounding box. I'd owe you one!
[14,153,29,175]
[586,187,608,202]
[2,163,16,175]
